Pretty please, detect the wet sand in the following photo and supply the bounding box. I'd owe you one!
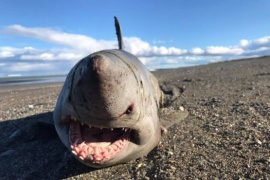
[0,56,269,179]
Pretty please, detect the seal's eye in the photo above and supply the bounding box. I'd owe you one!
[125,104,134,115]
[119,103,134,117]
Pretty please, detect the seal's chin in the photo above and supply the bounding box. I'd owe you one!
[68,118,131,164]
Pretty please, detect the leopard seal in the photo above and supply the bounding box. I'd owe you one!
[53,17,188,168]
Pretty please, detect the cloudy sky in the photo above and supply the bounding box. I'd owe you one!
[1,0,270,77]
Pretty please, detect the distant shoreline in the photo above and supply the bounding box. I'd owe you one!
[0,74,66,87]
[0,81,63,93]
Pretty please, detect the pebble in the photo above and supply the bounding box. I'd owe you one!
[254,138,262,145]
[179,106,185,111]
[136,163,143,168]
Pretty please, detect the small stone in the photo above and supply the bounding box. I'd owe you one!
[255,138,262,145]
[137,163,143,168]
[28,105,34,109]
[214,113,219,117]
[179,106,185,111]
[143,177,150,180]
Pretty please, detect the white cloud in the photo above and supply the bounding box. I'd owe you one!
[0,46,36,58]
[21,52,83,61]
[0,50,14,58]
[0,46,38,58]
[123,37,187,57]
[254,36,270,45]
[205,46,244,55]
[5,25,116,52]
[190,47,204,55]
[5,25,188,57]
[124,37,151,55]
[8,63,53,72]
[256,47,270,52]
[240,39,249,47]
[1,24,270,76]
[151,46,187,56]
[239,36,270,52]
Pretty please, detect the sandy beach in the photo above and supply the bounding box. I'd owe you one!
[0,56,269,179]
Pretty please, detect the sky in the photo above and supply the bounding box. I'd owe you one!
[1,0,270,77]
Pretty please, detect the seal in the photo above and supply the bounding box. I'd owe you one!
[53,17,188,168]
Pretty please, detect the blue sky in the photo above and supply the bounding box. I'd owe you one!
[1,0,270,77]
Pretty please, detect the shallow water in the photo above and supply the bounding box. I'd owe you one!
[0,75,66,86]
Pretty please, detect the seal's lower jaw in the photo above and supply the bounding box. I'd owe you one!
[68,119,131,165]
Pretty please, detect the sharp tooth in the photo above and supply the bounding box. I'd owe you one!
[81,122,84,125]
[89,125,91,128]
[122,128,125,130]
[125,129,128,132]
[71,150,77,155]
[111,128,114,131]
[100,127,103,130]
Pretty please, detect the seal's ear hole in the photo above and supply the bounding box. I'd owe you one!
[140,80,143,87]
[125,104,134,115]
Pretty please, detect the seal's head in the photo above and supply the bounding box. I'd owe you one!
[54,50,161,168]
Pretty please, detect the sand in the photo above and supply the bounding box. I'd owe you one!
[0,56,269,179]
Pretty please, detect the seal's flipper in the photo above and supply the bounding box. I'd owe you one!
[159,107,188,132]
[160,83,184,103]
[114,16,124,50]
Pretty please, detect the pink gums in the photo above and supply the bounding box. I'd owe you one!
[69,121,129,163]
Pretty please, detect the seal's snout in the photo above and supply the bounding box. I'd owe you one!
[87,54,109,73]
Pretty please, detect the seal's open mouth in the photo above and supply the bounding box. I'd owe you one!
[68,117,131,163]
